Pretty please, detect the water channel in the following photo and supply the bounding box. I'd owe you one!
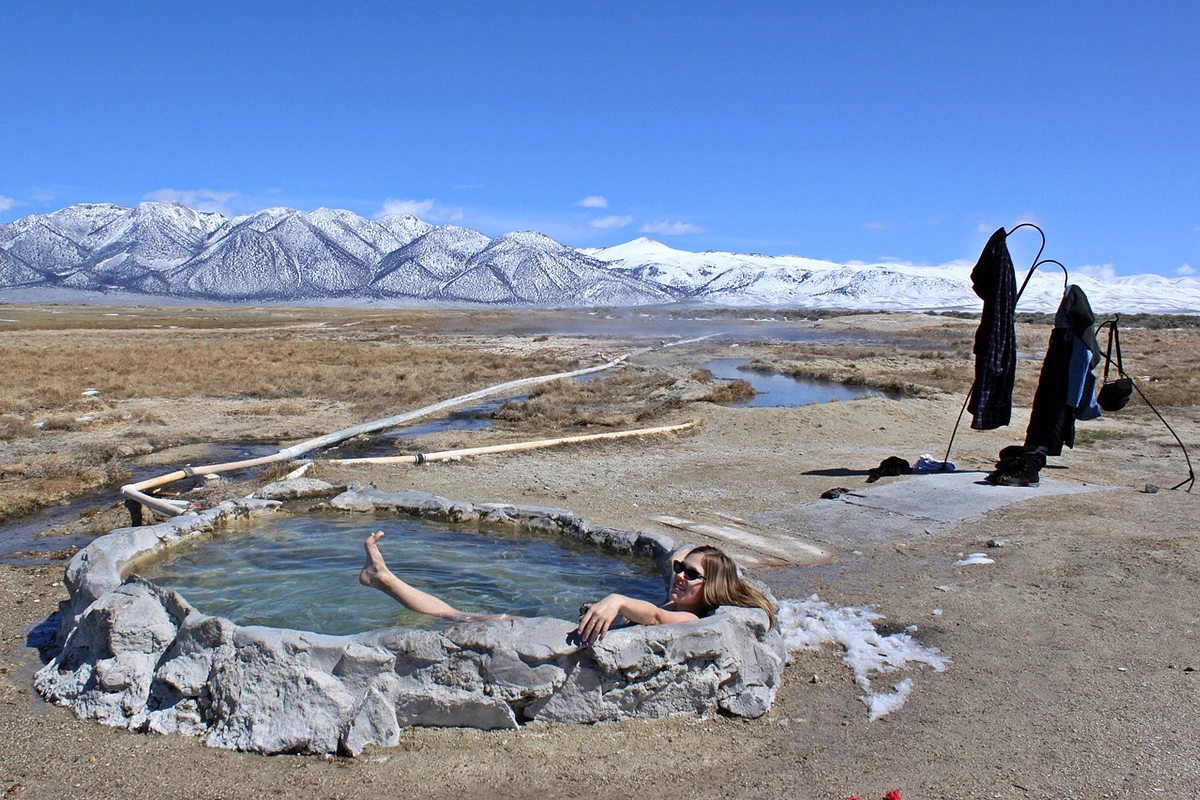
[704,358,884,406]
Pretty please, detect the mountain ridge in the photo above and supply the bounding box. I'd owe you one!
[3,202,1198,313]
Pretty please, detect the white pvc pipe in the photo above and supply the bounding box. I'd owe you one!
[119,333,726,520]
[120,353,631,517]
[324,421,694,465]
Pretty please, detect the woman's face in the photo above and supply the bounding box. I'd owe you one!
[668,550,707,612]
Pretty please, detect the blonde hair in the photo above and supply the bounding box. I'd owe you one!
[689,545,776,628]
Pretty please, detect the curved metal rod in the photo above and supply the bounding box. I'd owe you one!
[1007,222,1045,296]
[1015,257,1070,305]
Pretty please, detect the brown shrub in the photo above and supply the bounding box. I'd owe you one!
[0,414,38,439]
[700,378,756,404]
[491,369,683,429]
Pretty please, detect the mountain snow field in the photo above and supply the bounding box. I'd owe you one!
[3,202,1198,313]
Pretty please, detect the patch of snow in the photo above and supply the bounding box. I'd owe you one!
[777,594,948,720]
[862,677,915,721]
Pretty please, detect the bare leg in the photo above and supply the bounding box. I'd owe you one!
[360,532,503,622]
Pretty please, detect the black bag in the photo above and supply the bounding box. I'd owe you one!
[1097,319,1133,412]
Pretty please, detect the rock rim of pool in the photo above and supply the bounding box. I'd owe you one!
[35,480,786,755]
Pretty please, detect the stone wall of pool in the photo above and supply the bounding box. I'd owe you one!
[34,482,786,755]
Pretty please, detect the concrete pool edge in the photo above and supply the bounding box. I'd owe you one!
[34,485,785,755]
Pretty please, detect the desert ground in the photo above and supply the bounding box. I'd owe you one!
[1,304,1199,799]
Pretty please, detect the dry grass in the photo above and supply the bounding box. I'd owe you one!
[743,347,980,398]
[0,414,38,439]
[0,329,573,426]
[492,370,681,429]
[1112,328,1200,408]
[2,305,1196,527]
[0,334,567,521]
[0,456,134,523]
[0,307,581,522]
[487,365,753,430]
[695,377,756,404]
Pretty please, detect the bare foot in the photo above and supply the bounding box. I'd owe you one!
[360,531,390,588]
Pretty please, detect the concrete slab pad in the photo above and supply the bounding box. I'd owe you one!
[753,471,1117,551]
[839,471,1113,523]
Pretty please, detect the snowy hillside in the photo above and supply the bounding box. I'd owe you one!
[585,238,1200,315]
[3,203,1199,313]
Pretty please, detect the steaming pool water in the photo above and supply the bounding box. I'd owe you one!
[139,512,666,636]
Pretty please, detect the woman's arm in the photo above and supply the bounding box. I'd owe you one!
[575,593,698,644]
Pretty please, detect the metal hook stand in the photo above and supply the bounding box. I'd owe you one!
[942,238,1194,492]
[1007,222,1046,302]
[940,224,1060,470]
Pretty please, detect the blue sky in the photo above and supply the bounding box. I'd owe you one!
[3,1,1197,277]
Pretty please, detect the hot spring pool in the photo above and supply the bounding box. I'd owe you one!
[41,492,785,750]
[140,512,666,636]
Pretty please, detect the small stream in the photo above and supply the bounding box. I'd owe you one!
[704,358,885,406]
[0,442,281,566]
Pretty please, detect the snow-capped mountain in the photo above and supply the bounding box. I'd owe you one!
[3,203,1199,313]
[447,231,672,305]
[164,207,384,299]
[584,237,1200,315]
[585,238,972,309]
[0,203,668,306]
[0,203,431,299]
[371,225,495,296]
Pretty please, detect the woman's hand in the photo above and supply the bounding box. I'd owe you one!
[574,594,701,645]
[575,594,626,645]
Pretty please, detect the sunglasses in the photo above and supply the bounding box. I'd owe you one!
[672,560,705,582]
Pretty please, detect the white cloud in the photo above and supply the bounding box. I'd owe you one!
[640,220,705,236]
[376,198,435,218]
[374,198,463,223]
[590,215,633,229]
[1178,264,1195,276]
[576,195,608,208]
[1074,263,1118,281]
[143,188,239,215]
[971,212,1041,234]
[0,195,15,212]
[864,221,893,232]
